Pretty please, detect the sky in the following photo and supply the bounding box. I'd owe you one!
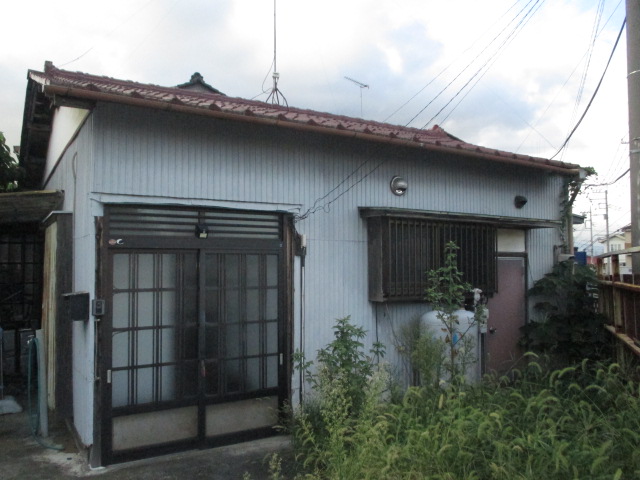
[0,0,631,252]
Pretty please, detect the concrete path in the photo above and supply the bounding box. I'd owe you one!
[0,397,295,479]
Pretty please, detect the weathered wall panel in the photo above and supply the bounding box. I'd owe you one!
[44,114,96,446]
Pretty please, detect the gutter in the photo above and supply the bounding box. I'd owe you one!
[43,84,581,176]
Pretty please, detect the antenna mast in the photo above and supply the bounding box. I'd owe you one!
[266,0,288,106]
[344,76,369,117]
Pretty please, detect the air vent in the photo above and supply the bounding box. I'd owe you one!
[108,206,281,240]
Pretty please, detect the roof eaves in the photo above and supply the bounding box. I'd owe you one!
[33,64,582,176]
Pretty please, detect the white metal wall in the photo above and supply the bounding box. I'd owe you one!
[44,113,96,446]
[45,101,568,438]
[91,102,565,356]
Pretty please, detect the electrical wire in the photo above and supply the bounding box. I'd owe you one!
[405,0,542,128]
[59,0,158,67]
[296,155,388,220]
[550,17,626,160]
[563,0,606,160]
[383,0,523,124]
[423,0,545,129]
[599,134,628,184]
[296,1,545,221]
[515,0,623,154]
[574,207,631,251]
[584,168,630,187]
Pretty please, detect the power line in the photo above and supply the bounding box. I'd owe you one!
[383,0,523,124]
[585,168,630,187]
[550,17,626,160]
[59,0,158,67]
[403,0,542,128]
[559,0,606,160]
[422,0,545,129]
[513,1,624,154]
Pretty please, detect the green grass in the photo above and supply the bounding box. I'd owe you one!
[290,357,640,480]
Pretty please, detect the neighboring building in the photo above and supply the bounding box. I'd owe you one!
[15,62,583,466]
[598,224,632,275]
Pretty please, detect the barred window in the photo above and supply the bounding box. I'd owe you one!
[365,215,497,302]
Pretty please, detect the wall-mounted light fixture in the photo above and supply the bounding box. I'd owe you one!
[390,176,408,196]
[514,195,528,209]
[195,223,208,239]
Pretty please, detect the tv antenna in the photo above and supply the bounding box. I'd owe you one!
[266,0,288,106]
[344,76,369,117]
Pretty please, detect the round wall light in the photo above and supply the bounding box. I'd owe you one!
[390,176,408,196]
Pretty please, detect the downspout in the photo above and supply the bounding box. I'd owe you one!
[298,235,307,405]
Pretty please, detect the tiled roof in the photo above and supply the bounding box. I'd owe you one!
[30,62,580,173]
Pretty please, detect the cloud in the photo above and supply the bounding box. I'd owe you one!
[1,0,630,240]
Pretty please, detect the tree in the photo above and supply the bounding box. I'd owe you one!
[0,131,24,192]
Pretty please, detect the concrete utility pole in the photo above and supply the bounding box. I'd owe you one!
[627,0,640,275]
[605,189,611,254]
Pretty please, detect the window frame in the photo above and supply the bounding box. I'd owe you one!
[364,213,498,303]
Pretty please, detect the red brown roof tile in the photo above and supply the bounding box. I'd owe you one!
[30,62,580,174]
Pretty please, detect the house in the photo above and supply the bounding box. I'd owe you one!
[598,224,632,276]
[15,61,583,466]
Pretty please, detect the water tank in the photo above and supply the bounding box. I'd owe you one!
[420,309,480,384]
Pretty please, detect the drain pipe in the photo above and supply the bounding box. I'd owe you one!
[298,234,307,406]
[27,334,63,450]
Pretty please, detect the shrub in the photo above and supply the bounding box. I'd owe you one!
[521,261,610,362]
[294,357,640,479]
[424,241,479,384]
[291,316,386,475]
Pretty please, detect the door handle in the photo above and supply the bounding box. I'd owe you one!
[200,360,206,378]
[489,327,497,334]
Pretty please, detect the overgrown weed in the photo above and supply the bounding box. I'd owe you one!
[290,322,640,479]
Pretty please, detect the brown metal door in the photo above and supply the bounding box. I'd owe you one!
[486,257,526,373]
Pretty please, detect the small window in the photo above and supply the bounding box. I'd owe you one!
[365,215,497,302]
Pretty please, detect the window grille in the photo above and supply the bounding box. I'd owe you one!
[366,216,497,302]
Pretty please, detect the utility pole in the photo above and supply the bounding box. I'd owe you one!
[590,204,595,258]
[605,189,611,254]
[626,0,640,276]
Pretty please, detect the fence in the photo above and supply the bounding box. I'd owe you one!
[597,247,640,359]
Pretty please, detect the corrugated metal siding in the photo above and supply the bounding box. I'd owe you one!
[44,114,96,446]
[47,101,568,414]
[93,103,562,223]
[90,102,566,384]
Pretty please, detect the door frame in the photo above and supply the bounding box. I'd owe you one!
[483,253,528,374]
[94,206,294,466]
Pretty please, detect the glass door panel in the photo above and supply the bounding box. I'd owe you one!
[111,252,198,408]
[202,253,279,397]
[110,249,281,451]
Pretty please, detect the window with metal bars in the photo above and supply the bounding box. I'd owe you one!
[366,216,497,302]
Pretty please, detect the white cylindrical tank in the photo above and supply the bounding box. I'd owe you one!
[420,309,480,384]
